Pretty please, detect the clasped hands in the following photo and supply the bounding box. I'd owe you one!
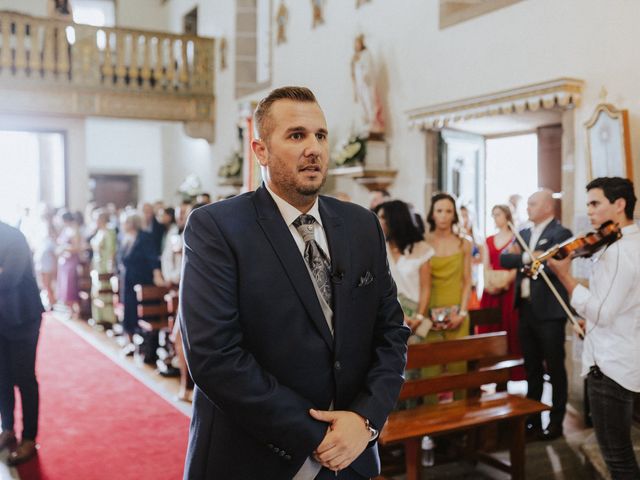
[309,409,371,473]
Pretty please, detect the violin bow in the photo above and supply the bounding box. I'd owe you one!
[508,222,585,339]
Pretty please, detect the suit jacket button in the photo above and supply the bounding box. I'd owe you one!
[274,447,280,453]
[279,450,286,456]
[334,361,342,371]
[285,454,292,460]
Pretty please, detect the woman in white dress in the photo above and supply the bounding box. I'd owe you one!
[375,200,434,335]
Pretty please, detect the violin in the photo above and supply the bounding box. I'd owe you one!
[522,220,622,279]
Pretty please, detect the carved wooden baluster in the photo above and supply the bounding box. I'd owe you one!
[14,18,27,76]
[115,30,126,85]
[179,38,189,89]
[129,32,139,87]
[28,21,43,76]
[140,35,151,89]
[42,23,56,78]
[57,23,70,78]
[155,35,165,89]
[166,37,175,89]
[102,30,114,83]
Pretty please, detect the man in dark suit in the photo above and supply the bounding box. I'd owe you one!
[0,221,44,465]
[501,189,573,441]
[180,86,409,479]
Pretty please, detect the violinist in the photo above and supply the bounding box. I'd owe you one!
[500,189,573,441]
[548,177,640,479]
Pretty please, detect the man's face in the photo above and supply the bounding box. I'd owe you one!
[527,192,549,224]
[586,188,620,227]
[253,100,329,206]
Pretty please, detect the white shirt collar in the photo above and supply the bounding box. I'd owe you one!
[532,216,554,234]
[264,183,323,227]
[621,223,639,235]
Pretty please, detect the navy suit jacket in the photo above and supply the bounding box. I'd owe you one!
[500,218,573,320]
[180,185,409,479]
[0,222,44,340]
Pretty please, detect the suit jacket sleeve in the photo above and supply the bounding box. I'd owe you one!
[347,212,409,430]
[179,207,326,461]
[0,230,30,291]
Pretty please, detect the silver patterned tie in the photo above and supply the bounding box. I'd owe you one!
[293,214,332,307]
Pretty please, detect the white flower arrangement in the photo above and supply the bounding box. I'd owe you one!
[218,150,243,178]
[178,174,202,200]
[333,136,366,167]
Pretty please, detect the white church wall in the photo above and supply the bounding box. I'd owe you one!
[85,118,165,203]
[170,0,639,215]
[0,0,46,16]
[116,0,167,31]
[161,0,240,202]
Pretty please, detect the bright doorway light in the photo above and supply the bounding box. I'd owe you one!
[484,134,538,236]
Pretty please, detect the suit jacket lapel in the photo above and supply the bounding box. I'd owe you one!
[252,186,334,350]
[319,198,350,353]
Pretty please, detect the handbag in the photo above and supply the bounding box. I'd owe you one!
[483,266,512,294]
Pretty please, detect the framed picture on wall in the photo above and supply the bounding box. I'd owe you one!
[585,103,633,180]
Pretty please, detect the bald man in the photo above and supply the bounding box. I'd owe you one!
[500,189,572,441]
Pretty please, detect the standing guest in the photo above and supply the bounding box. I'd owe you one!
[479,205,524,380]
[117,211,164,354]
[548,177,640,478]
[140,202,164,256]
[375,200,433,334]
[180,86,409,479]
[500,189,572,440]
[0,221,44,465]
[196,192,212,205]
[422,193,472,398]
[459,204,482,309]
[166,203,193,402]
[34,213,58,309]
[56,211,82,314]
[368,188,390,211]
[90,210,117,328]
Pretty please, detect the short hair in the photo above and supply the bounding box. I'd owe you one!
[492,204,514,225]
[374,200,424,253]
[427,192,460,232]
[586,177,637,220]
[254,86,318,141]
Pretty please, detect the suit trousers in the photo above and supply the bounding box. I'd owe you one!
[315,467,368,479]
[0,330,40,440]
[587,371,640,479]
[518,300,567,429]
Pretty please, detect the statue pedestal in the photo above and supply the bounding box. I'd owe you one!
[364,138,389,169]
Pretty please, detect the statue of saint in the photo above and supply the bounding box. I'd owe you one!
[276,2,289,44]
[351,34,384,138]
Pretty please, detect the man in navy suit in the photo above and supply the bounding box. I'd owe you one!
[0,221,44,465]
[501,189,573,441]
[180,86,409,479]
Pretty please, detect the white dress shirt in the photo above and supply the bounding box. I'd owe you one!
[521,216,554,298]
[570,223,640,392]
[264,184,329,480]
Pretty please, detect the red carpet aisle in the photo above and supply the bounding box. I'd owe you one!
[17,315,190,480]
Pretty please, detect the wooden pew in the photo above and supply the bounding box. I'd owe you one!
[378,332,548,480]
[133,284,169,364]
[469,307,502,334]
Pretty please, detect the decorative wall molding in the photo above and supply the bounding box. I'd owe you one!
[406,78,584,130]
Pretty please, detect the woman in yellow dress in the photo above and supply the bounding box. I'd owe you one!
[421,192,472,400]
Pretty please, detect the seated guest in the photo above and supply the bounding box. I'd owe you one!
[117,211,164,354]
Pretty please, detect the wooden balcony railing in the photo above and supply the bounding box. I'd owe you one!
[0,11,216,141]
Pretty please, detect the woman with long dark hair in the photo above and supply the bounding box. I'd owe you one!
[375,200,433,334]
